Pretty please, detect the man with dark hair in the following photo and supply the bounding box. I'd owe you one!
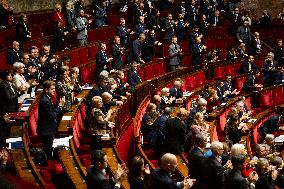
[239,55,259,74]
[242,70,262,93]
[188,133,207,189]
[86,150,127,189]
[127,61,142,87]
[36,80,65,159]
[225,154,258,189]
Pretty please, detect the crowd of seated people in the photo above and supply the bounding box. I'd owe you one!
[1,0,284,188]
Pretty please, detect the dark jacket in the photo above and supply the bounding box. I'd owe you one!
[224,169,252,189]
[36,94,61,137]
[127,69,142,87]
[150,168,179,189]
[0,81,19,113]
[162,117,186,155]
[7,49,21,65]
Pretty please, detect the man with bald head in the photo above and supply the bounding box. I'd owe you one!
[152,94,162,112]
[151,153,195,189]
[7,41,21,65]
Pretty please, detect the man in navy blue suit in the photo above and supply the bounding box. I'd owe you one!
[7,41,21,65]
[95,42,113,79]
[37,80,65,159]
[127,61,142,87]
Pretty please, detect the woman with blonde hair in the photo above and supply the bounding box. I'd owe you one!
[191,112,209,137]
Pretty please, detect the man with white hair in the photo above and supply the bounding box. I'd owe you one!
[169,80,183,99]
[151,153,195,189]
[190,98,208,120]
[262,52,280,87]
[202,141,225,189]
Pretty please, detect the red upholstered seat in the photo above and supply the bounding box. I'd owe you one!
[143,65,155,80]
[185,75,196,91]
[69,49,80,67]
[0,51,10,71]
[116,121,135,165]
[225,65,236,77]
[273,86,284,105]
[81,64,96,83]
[235,75,247,91]
[260,90,273,107]
[218,108,230,140]
[88,29,97,42]
[78,47,88,65]
[214,67,225,80]
[195,71,205,87]
[88,45,97,60]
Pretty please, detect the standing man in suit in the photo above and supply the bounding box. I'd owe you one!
[250,32,262,56]
[188,133,207,189]
[168,36,182,71]
[37,80,65,159]
[95,42,113,78]
[262,52,279,87]
[7,41,21,65]
[131,33,146,64]
[162,13,175,42]
[151,153,195,189]
[76,9,92,47]
[231,7,242,35]
[111,36,124,70]
[236,21,251,46]
[209,10,221,26]
[142,30,162,62]
[224,154,258,189]
[127,61,142,87]
[16,13,31,51]
[202,141,225,189]
[116,18,133,47]
[133,16,148,38]
[162,108,187,155]
[274,39,284,68]
[192,36,206,67]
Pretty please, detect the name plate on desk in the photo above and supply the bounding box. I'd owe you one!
[183,92,193,97]
[82,86,93,90]
[62,116,72,121]
[6,137,23,149]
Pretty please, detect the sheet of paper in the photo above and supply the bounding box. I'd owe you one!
[6,137,22,143]
[62,116,72,121]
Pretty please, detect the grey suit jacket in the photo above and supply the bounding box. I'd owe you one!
[76,16,88,39]
[168,43,181,66]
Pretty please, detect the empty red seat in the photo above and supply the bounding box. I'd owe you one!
[78,47,88,64]
[185,75,196,91]
[88,44,97,60]
[69,49,80,67]
[272,86,284,105]
[260,90,273,107]
[214,67,225,80]
[195,71,205,87]
[235,75,247,91]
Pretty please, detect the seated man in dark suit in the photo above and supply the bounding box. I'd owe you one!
[202,141,225,189]
[127,61,142,87]
[36,80,65,159]
[188,133,207,189]
[223,74,240,101]
[224,154,258,189]
[86,150,127,189]
[169,80,183,99]
[151,153,195,189]
[242,71,262,93]
[7,41,21,65]
[258,114,282,142]
[239,55,259,74]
